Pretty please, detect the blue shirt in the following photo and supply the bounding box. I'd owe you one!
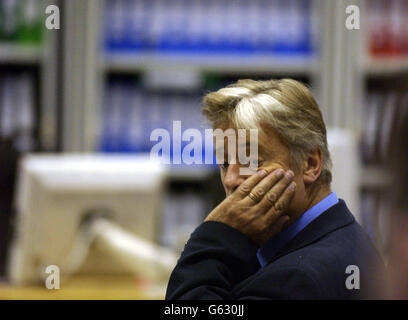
[257,192,339,268]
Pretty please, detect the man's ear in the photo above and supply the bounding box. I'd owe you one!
[303,148,323,185]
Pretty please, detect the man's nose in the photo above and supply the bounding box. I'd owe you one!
[223,164,246,194]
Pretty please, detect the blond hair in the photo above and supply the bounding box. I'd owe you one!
[202,78,332,185]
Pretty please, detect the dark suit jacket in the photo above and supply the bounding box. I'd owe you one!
[166,199,385,299]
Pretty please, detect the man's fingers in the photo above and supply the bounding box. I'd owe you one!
[241,168,285,204]
[263,181,296,225]
[232,169,268,200]
[255,170,294,212]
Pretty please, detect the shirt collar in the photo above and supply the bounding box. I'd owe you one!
[256,192,339,268]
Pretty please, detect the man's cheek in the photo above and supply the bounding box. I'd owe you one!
[220,173,230,196]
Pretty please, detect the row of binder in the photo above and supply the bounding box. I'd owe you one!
[99,78,214,165]
[103,0,317,56]
[368,0,408,57]
[0,0,43,45]
[361,89,408,165]
[0,72,36,152]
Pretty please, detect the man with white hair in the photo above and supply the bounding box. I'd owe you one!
[166,79,384,299]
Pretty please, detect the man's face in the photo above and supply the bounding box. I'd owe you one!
[215,126,306,218]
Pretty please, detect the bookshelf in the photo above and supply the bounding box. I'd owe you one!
[0,43,43,64]
[101,54,318,76]
[0,0,59,151]
[0,0,59,276]
[357,0,408,254]
[63,0,323,151]
[364,57,408,76]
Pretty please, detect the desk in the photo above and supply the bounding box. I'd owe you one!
[0,275,166,300]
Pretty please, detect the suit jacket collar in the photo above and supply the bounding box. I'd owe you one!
[267,199,355,265]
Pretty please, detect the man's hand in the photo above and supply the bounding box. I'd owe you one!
[205,168,296,246]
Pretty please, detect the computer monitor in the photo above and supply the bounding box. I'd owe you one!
[7,154,168,284]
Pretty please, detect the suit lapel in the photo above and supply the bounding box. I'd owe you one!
[268,199,355,265]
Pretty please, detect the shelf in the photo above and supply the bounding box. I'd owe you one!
[363,56,408,77]
[167,166,217,182]
[101,53,318,76]
[0,43,43,65]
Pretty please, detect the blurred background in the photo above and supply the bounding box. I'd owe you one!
[0,0,407,299]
